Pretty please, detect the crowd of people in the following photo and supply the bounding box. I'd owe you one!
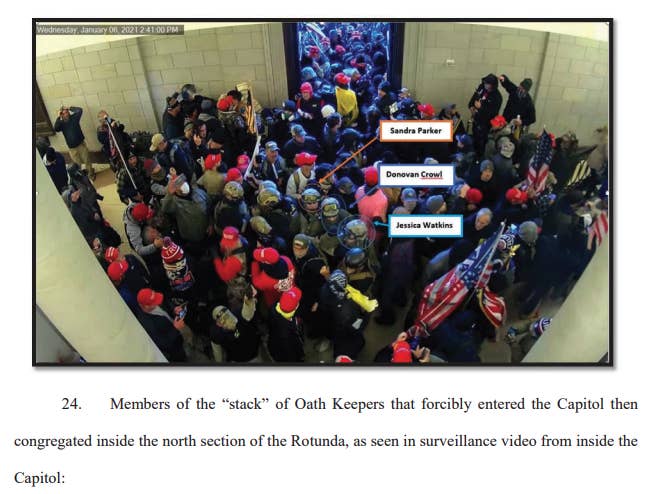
[40,22,609,364]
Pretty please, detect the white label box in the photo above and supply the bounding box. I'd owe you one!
[379,120,453,142]
[388,214,463,238]
[378,164,455,188]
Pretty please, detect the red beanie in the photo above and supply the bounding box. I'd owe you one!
[391,341,413,363]
[161,237,184,264]
[466,188,483,205]
[253,247,280,265]
[104,246,119,263]
[279,287,302,312]
[364,167,379,187]
[226,168,242,183]
[300,82,313,95]
[335,45,346,54]
[204,153,221,171]
[107,259,129,282]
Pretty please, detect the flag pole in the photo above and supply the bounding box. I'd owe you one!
[460,221,506,309]
[105,117,137,190]
[409,222,506,337]
[244,85,262,181]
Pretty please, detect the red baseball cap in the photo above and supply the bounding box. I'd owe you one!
[220,226,240,250]
[279,287,302,312]
[417,103,435,117]
[334,72,350,85]
[131,203,151,222]
[391,341,413,363]
[253,247,280,265]
[225,168,242,182]
[364,167,379,187]
[204,153,221,171]
[294,152,317,166]
[217,94,234,111]
[490,115,507,129]
[107,259,129,282]
[300,82,313,94]
[137,288,164,307]
[505,188,528,204]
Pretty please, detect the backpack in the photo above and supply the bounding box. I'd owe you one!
[168,139,197,178]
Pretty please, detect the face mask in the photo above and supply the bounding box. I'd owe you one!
[500,141,515,158]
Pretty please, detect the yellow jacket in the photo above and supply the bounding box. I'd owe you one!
[335,87,359,125]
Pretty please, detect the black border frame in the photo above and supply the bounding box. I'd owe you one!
[33,18,613,367]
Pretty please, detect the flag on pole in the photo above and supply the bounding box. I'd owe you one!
[526,130,555,194]
[477,286,506,328]
[245,88,257,136]
[409,224,505,338]
[587,211,608,250]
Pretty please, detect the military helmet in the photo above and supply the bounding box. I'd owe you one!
[257,187,281,207]
[345,247,367,268]
[223,181,244,201]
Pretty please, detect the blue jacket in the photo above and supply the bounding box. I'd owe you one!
[54,107,85,148]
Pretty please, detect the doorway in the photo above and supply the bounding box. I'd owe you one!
[283,21,404,101]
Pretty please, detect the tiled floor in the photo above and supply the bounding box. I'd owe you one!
[93,167,562,364]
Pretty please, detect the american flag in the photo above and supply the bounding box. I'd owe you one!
[587,211,608,250]
[409,224,505,338]
[477,286,506,328]
[526,130,554,194]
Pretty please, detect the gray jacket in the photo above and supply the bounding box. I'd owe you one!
[123,206,158,257]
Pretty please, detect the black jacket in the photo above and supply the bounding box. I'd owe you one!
[293,247,327,310]
[136,310,185,362]
[316,284,365,358]
[468,80,502,129]
[209,312,260,363]
[267,307,305,362]
[162,110,184,141]
[283,137,323,168]
[500,76,536,127]
[44,152,68,192]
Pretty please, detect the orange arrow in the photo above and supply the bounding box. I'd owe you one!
[318,136,378,184]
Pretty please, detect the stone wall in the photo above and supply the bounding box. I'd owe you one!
[36,23,287,153]
[402,22,609,139]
